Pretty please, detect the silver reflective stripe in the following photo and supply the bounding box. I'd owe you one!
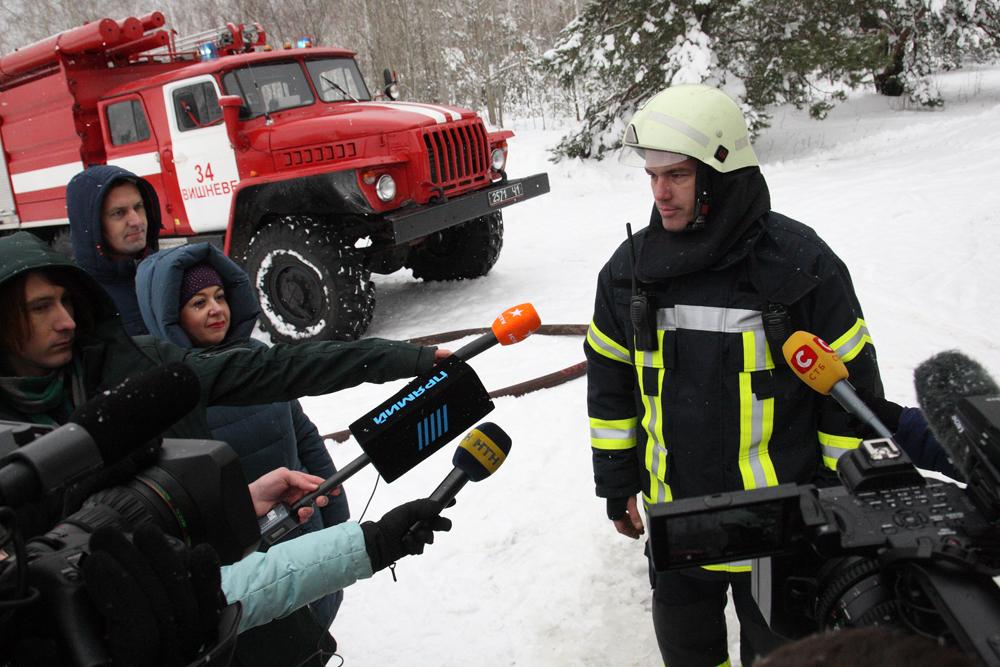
[748,328,771,371]
[834,323,870,358]
[744,383,771,488]
[645,397,670,501]
[656,305,763,333]
[587,323,631,364]
[590,426,636,440]
[636,346,670,503]
[647,111,710,147]
[822,445,848,461]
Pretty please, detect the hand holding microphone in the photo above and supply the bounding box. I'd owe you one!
[361,499,452,573]
[404,422,512,545]
[781,331,893,440]
[454,303,542,360]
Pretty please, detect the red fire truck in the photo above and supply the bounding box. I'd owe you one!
[0,13,549,342]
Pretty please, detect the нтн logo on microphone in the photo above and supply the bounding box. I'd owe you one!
[792,345,818,373]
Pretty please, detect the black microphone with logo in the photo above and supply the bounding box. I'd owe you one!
[259,306,539,546]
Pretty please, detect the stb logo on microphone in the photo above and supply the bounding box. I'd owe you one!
[791,345,818,374]
[812,336,835,354]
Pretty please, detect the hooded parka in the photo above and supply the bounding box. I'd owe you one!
[67,165,162,336]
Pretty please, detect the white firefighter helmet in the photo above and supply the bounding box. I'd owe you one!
[622,84,758,173]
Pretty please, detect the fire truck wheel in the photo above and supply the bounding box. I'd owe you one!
[243,221,374,343]
[406,211,503,281]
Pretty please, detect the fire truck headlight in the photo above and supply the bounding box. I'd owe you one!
[490,148,506,172]
[375,174,397,202]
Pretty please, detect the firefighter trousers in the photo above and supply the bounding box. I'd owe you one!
[649,565,784,666]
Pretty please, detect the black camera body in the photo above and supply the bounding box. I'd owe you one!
[649,427,1000,663]
[1,435,258,666]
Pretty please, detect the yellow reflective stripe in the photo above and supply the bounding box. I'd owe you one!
[738,331,778,490]
[818,430,861,470]
[701,561,752,573]
[586,321,630,364]
[589,416,637,451]
[637,330,671,503]
[830,318,872,363]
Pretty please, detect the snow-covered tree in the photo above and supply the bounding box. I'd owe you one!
[542,0,1000,160]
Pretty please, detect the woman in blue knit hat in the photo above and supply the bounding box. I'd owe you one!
[136,243,348,666]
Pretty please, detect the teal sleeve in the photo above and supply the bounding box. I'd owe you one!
[221,521,373,633]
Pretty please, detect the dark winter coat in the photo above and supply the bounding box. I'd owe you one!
[67,165,161,336]
[585,167,883,519]
[135,243,349,528]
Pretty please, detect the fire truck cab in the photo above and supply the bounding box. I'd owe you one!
[0,13,549,342]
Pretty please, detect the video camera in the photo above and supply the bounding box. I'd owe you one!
[648,351,1000,665]
[0,364,257,666]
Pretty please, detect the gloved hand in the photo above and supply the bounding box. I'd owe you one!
[606,497,629,520]
[854,387,904,434]
[82,524,226,667]
[360,499,451,573]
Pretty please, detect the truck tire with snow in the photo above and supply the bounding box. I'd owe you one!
[243,219,374,343]
[406,211,503,281]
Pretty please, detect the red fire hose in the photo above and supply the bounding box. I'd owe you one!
[321,324,588,442]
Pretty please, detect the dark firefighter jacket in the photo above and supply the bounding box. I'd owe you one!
[585,179,882,573]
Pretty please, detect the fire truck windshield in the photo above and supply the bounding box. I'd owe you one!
[222,61,316,117]
[305,58,371,103]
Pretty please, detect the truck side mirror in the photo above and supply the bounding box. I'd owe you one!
[218,95,245,148]
[382,68,400,101]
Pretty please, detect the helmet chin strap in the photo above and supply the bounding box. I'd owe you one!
[682,162,712,232]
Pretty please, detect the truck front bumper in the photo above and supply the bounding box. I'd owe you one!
[384,172,550,244]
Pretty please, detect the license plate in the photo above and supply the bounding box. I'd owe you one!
[488,182,524,207]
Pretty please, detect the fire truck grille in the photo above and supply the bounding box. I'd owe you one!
[422,121,490,191]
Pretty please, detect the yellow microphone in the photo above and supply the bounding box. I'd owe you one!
[781,331,892,439]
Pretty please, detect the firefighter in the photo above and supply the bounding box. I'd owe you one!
[584,84,883,666]
[66,165,161,336]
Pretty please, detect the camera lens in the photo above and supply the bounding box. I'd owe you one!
[814,556,899,628]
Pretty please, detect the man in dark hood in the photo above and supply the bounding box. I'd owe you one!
[584,85,884,666]
[67,165,161,335]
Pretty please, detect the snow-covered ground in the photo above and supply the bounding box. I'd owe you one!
[297,66,1000,666]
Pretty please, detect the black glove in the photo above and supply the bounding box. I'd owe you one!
[854,387,904,434]
[606,497,629,521]
[82,524,226,667]
[360,499,452,573]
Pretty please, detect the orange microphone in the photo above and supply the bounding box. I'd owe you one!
[781,331,892,439]
[455,303,541,360]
